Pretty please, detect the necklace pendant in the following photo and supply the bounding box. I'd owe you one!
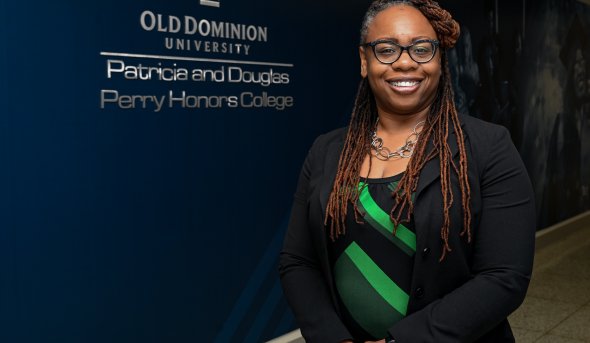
[375,146,391,161]
[372,136,384,149]
[375,152,389,161]
[370,119,425,162]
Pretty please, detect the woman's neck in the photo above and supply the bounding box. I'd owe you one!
[376,108,429,134]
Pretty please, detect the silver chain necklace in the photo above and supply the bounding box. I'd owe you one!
[371,118,426,161]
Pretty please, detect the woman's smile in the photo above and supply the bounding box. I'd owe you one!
[387,77,423,94]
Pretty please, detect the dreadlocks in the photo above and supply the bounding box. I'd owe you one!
[324,0,470,261]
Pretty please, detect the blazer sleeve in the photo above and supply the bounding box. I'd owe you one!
[278,136,353,343]
[388,126,536,342]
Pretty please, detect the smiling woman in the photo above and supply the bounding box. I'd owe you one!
[360,5,442,119]
[279,1,536,342]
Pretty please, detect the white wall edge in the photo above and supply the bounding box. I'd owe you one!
[266,329,303,343]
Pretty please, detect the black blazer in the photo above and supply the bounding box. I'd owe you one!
[279,113,536,343]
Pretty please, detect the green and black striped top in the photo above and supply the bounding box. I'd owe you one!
[329,172,416,341]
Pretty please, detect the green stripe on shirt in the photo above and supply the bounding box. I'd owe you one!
[344,241,410,316]
[358,182,417,253]
[334,250,405,338]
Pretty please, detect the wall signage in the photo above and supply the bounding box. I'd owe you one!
[99,4,295,112]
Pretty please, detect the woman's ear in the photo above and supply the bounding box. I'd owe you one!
[359,46,368,78]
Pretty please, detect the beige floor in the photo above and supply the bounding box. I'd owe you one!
[509,219,590,342]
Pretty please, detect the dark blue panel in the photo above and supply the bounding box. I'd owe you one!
[0,1,368,342]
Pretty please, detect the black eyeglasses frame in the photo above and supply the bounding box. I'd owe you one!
[361,39,440,64]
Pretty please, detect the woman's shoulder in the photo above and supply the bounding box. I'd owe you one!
[309,126,348,152]
[461,113,509,136]
[460,113,512,146]
[460,114,523,176]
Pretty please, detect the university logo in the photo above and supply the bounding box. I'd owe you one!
[200,0,220,7]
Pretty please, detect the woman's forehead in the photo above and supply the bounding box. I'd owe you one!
[366,5,437,42]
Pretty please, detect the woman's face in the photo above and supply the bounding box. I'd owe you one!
[360,5,441,117]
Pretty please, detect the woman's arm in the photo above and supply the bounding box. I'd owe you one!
[279,136,353,343]
[387,126,536,342]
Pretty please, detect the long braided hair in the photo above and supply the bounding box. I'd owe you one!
[324,0,470,261]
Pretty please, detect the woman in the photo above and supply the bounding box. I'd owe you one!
[279,1,535,342]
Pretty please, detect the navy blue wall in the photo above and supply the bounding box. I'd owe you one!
[0,1,368,342]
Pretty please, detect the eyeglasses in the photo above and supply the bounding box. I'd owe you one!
[362,39,439,64]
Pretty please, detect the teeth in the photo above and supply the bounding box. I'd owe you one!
[390,80,420,87]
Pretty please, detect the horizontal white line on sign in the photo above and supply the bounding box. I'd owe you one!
[99,51,295,68]
[200,0,220,7]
